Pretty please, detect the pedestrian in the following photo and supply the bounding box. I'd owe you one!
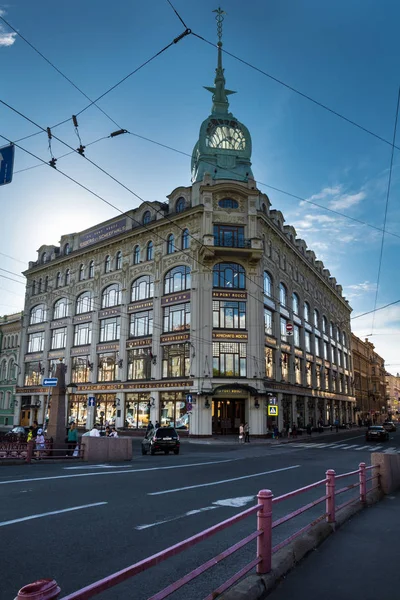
[105,426,111,437]
[35,428,45,460]
[67,422,78,456]
[89,424,100,437]
[285,423,290,438]
[273,425,279,439]
[292,423,297,439]
[244,422,250,443]
[109,427,118,438]
[306,423,312,438]
[239,423,244,443]
[26,426,33,443]
[147,421,154,432]
[155,421,160,429]
[31,420,39,439]
[334,418,339,433]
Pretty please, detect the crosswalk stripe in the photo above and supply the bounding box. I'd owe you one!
[384,447,397,453]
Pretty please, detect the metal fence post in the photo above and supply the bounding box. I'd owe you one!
[359,462,367,503]
[15,578,61,599]
[257,489,273,574]
[326,469,336,523]
[26,441,33,464]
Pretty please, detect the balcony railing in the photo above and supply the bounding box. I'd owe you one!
[213,236,251,248]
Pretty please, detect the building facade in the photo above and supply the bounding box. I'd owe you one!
[0,312,22,427]
[15,32,355,435]
[385,372,400,419]
[352,334,388,423]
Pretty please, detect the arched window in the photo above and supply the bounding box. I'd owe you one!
[131,275,154,302]
[8,359,15,380]
[164,266,191,295]
[167,234,175,254]
[322,316,328,334]
[146,241,153,261]
[116,251,122,270]
[76,291,93,314]
[330,321,334,338]
[143,210,151,225]
[175,197,185,213]
[261,203,267,214]
[104,255,111,273]
[336,327,340,342]
[292,292,300,315]
[88,260,94,279]
[30,304,47,325]
[218,198,239,209]
[304,301,310,323]
[79,264,85,281]
[38,278,42,293]
[279,283,287,307]
[56,272,61,288]
[133,245,140,265]
[181,229,189,250]
[54,297,69,320]
[102,283,121,308]
[44,276,49,291]
[65,269,70,286]
[10,336,14,348]
[342,331,347,347]
[264,272,272,297]
[213,263,245,289]
[64,243,70,256]
[0,361,6,381]
[32,281,36,295]
[314,308,319,329]
[41,252,47,264]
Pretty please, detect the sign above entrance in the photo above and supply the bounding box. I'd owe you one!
[268,405,279,416]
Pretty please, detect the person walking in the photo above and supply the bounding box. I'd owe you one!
[291,423,297,439]
[89,424,100,437]
[35,428,45,460]
[147,421,154,432]
[306,423,312,438]
[67,422,78,456]
[155,421,160,429]
[244,422,250,443]
[334,417,339,433]
[239,423,244,443]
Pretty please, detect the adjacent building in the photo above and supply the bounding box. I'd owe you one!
[385,372,400,419]
[0,312,22,427]
[15,28,355,435]
[352,334,388,422]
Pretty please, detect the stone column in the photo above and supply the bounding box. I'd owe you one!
[304,396,309,426]
[291,395,297,427]
[314,397,318,426]
[37,394,45,425]
[115,391,125,429]
[339,401,343,425]
[277,392,284,431]
[323,399,328,425]
[46,361,67,446]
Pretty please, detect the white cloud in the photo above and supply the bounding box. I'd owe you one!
[329,191,366,210]
[306,186,342,202]
[0,9,17,47]
[347,281,377,292]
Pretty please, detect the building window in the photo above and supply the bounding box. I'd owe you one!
[281,353,289,381]
[294,324,300,347]
[64,243,70,255]
[89,260,94,279]
[160,391,188,428]
[73,322,92,346]
[213,225,245,248]
[265,347,274,378]
[344,353,348,369]
[97,353,118,382]
[167,234,175,254]
[304,302,310,323]
[27,331,44,353]
[38,279,42,293]
[315,337,321,357]
[130,310,153,337]
[337,350,342,367]
[182,229,189,250]
[125,393,151,428]
[336,327,340,343]
[330,321,334,337]
[99,317,121,342]
[324,341,329,360]
[331,346,335,364]
[51,327,67,350]
[281,317,290,339]
[306,362,312,386]
[164,266,191,295]
[68,396,88,427]
[305,330,311,353]
[325,369,330,391]
[31,280,36,295]
[213,300,246,330]
[54,298,68,320]
[65,269,70,286]
[76,291,93,314]
[44,276,48,291]
[322,316,327,334]
[164,303,191,333]
[71,357,90,383]
[295,357,302,384]
[133,245,140,264]
[102,284,121,308]
[56,272,61,288]
[146,241,153,261]
[218,198,239,209]
[264,308,273,335]
[342,332,347,348]
[79,264,85,281]
[105,255,111,273]
[213,262,245,289]
[292,292,300,315]
[143,210,151,225]
[41,252,47,264]
[162,343,190,378]
[279,283,287,307]
[264,272,273,297]
[30,304,47,325]
[127,349,152,380]
[24,361,42,386]
[116,251,122,270]
[131,275,154,302]
[212,342,247,377]
[314,309,319,329]
[175,197,185,213]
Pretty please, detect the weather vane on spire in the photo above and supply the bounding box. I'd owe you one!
[213,7,226,46]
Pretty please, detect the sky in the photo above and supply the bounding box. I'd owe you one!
[0,0,399,371]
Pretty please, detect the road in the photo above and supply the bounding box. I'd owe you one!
[1,427,399,599]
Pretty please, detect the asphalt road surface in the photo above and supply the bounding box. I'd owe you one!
[1,428,399,599]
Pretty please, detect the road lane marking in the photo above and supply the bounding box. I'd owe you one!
[0,459,237,486]
[0,502,107,528]
[148,465,301,496]
[384,447,397,453]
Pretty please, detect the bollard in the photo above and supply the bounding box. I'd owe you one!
[26,441,34,464]
[359,462,367,503]
[256,489,273,574]
[325,469,336,523]
[15,579,60,599]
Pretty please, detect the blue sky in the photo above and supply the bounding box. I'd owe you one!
[1,0,399,370]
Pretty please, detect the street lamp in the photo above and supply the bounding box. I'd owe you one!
[66,383,78,395]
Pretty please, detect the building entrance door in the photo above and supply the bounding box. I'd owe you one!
[212,399,245,434]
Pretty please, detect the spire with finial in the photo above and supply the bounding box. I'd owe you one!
[204,7,236,115]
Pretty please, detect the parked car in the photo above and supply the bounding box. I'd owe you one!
[382,421,397,432]
[5,426,29,438]
[365,425,389,442]
[141,427,180,455]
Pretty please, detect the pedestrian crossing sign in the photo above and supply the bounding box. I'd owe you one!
[268,405,278,416]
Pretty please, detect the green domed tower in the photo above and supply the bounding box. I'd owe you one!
[191,8,254,184]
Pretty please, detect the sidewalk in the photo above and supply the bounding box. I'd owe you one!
[266,489,400,600]
[185,427,367,445]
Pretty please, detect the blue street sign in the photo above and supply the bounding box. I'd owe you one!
[88,396,96,407]
[42,378,58,387]
[0,144,15,186]
[186,394,193,403]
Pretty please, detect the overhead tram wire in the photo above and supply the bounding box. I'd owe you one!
[0,267,25,279]
[371,87,400,335]
[165,0,188,29]
[0,251,27,265]
[191,32,400,152]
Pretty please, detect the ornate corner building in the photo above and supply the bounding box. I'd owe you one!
[351,334,388,421]
[14,24,355,435]
[0,312,22,427]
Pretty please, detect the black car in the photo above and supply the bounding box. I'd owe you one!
[366,425,389,442]
[141,427,180,455]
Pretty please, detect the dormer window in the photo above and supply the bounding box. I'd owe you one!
[143,211,151,225]
[64,243,70,256]
[175,197,185,213]
[41,252,48,264]
[218,198,238,209]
